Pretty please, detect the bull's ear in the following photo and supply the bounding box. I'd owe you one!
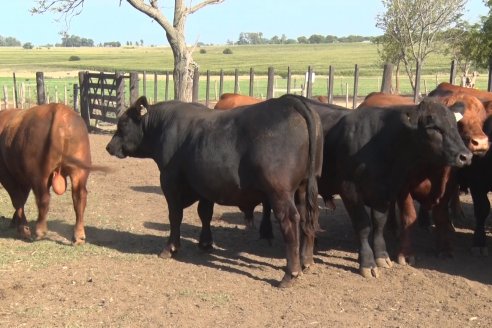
[133,96,149,117]
[448,102,465,122]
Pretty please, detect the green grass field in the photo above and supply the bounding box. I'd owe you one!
[0,43,489,107]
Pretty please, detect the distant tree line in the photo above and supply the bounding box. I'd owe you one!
[0,35,22,46]
[233,32,375,45]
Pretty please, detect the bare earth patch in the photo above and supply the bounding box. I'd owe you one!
[0,133,491,327]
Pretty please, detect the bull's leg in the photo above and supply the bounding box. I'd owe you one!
[396,193,418,265]
[8,188,31,240]
[371,208,392,269]
[159,204,183,259]
[340,183,378,278]
[241,207,255,228]
[197,199,214,251]
[295,182,316,271]
[1,175,31,238]
[432,201,454,258]
[70,171,89,245]
[470,188,490,256]
[259,201,274,241]
[417,207,432,231]
[271,193,302,288]
[32,183,51,241]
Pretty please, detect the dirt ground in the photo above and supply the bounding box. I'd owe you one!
[1,132,492,327]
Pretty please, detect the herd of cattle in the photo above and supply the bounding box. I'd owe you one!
[1,81,492,287]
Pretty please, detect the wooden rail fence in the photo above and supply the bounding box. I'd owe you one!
[2,59,492,130]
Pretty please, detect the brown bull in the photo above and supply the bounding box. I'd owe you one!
[214,93,263,109]
[0,103,94,244]
[359,92,488,263]
[214,93,330,110]
[357,92,414,108]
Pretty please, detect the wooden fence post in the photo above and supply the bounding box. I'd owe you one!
[306,66,313,98]
[205,70,210,107]
[267,67,275,99]
[36,72,46,105]
[450,60,457,85]
[353,64,359,109]
[249,67,254,97]
[414,60,422,103]
[142,71,147,98]
[234,68,239,94]
[287,66,292,94]
[116,72,125,115]
[78,71,90,127]
[129,72,139,105]
[13,73,19,108]
[154,72,158,104]
[219,69,224,96]
[3,85,8,109]
[381,63,393,93]
[488,57,492,92]
[73,84,79,113]
[327,65,334,104]
[165,71,170,101]
[192,67,200,102]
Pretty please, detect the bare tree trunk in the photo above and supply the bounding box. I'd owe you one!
[169,36,195,101]
[395,62,401,94]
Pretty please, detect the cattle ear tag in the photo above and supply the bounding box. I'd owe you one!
[454,112,463,122]
[140,105,148,116]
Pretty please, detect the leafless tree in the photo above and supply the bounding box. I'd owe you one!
[376,0,467,91]
[31,0,225,101]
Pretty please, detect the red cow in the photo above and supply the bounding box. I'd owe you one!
[214,93,330,110]
[214,93,263,109]
[359,92,489,264]
[357,92,415,108]
[0,103,94,244]
[429,83,492,255]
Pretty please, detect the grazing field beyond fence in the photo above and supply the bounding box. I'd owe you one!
[1,43,489,109]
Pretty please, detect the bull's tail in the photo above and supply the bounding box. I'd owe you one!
[282,95,323,236]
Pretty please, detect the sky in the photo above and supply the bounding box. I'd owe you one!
[0,0,489,46]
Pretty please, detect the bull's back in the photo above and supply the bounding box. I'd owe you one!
[214,93,263,110]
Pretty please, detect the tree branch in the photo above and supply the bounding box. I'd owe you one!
[187,0,224,15]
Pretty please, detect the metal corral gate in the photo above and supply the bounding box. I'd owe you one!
[78,71,138,129]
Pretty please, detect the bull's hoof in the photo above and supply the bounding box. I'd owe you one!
[278,271,301,288]
[397,253,415,266]
[244,218,255,229]
[360,266,379,278]
[375,257,393,269]
[159,245,178,259]
[471,246,488,257]
[17,225,32,240]
[302,262,315,273]
[198,241,214,252]
[72,237,86,246]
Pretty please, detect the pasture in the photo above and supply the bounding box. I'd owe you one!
[0,133,491,327]
[1,43,490,108]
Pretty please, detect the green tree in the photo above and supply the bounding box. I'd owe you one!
[376,0,467,91]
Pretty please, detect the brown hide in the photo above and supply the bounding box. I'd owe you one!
[213,93,263,109]
[357,92,414,108]
[0,103,92,244]
[430,82,492,103]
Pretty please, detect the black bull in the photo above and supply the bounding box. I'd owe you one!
[259,97,473,278]
[106,94,324,287]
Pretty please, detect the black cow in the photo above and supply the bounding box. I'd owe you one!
[319,98,472,278]
[456,115,492,256]
[106,94,324,288]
